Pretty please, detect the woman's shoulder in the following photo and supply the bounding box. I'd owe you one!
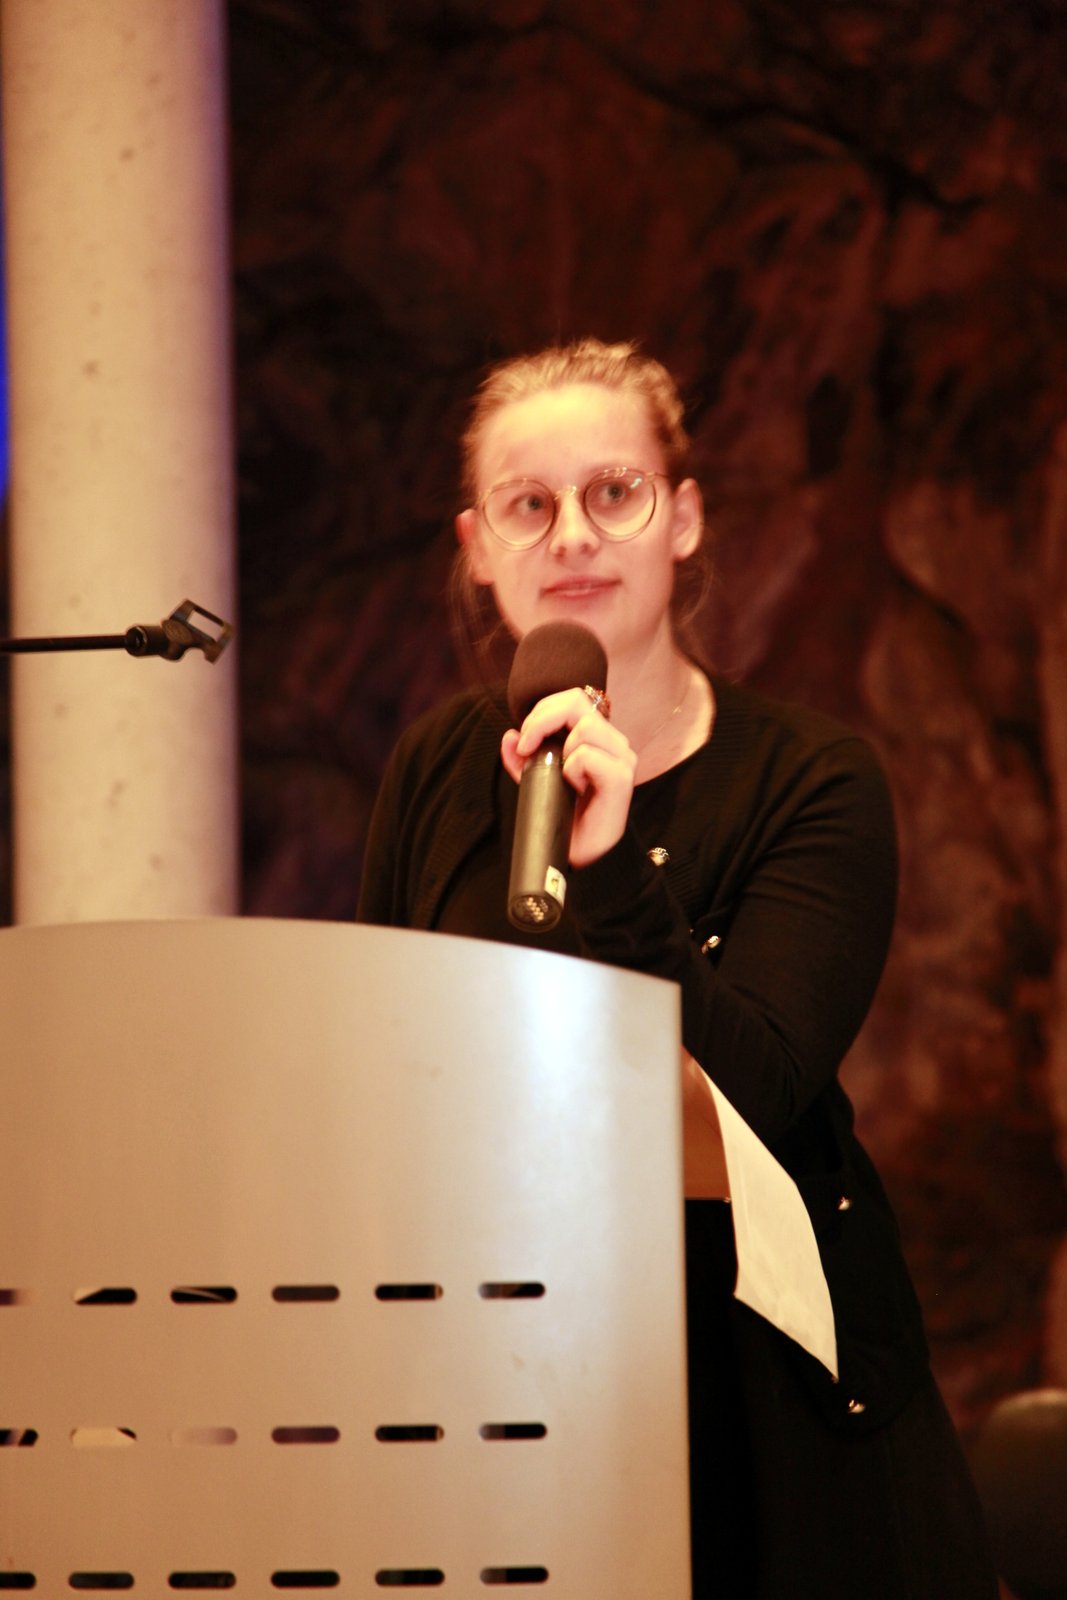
[694,676,896,858]
[381,683,508,790]
[392,684,505,751]
[710,674,889,785]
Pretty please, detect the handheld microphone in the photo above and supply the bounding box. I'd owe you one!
[505,621,608,932]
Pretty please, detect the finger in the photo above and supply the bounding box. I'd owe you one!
[563,747,635,865]
[561,711,631,766]
[561,739,637,802]
[514,687,606,758]
[505,716,626,786]
[500,728,524,785]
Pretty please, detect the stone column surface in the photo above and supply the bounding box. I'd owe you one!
[1,0,238,923]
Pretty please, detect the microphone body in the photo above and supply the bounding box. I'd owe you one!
[505,621,608,933]
[507,734,572,930]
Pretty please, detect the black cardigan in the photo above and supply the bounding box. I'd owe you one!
[358,673,930,1433]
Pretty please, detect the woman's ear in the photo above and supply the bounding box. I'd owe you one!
[456,507,493,585]
[670,478,705,563]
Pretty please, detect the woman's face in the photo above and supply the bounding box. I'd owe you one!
[457,383,703,670]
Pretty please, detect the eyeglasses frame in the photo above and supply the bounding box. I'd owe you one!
[474,467,671,550]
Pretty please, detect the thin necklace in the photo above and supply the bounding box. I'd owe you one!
[633,666,694,755]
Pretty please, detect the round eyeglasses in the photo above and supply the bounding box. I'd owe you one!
[476,467,667,550]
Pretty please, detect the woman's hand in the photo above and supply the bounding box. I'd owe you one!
[500,687,638,867]
[681,1048,730,1200]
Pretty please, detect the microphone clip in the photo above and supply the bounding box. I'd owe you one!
[124,600,234,663]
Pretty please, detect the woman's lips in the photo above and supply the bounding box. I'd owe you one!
[541,577,618,600]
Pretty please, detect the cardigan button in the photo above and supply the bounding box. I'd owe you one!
[847,1398,866,1415]
[837,1195,852,1212]
[647,846,670,866]
[701,934,721,955]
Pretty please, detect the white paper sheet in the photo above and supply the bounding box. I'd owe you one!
[706,1081,838,1379]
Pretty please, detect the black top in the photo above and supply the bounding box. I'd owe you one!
[358,673,928,1429]
[360,674,896,1145]
[436,741,712,953]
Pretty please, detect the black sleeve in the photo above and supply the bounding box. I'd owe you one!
[567,737,897,1145]
[356,753,405,927]
[356,719,428,928]
[356,691,504,930]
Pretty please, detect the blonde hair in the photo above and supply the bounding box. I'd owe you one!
[459,337,690,504]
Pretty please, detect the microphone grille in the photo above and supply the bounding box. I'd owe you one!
[507,622,608,723]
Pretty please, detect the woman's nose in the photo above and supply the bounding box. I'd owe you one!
[548,486,598,554]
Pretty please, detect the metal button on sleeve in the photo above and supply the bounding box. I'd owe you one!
[837,1195,852,1212]
[647,846,670,867]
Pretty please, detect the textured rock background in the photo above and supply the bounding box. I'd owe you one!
[233,0,1067,1427]
[228,0,1067,1435]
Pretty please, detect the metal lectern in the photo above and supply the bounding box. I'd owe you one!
[0,919,691,1595]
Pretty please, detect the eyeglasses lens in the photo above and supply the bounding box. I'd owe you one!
[584,470,655,537]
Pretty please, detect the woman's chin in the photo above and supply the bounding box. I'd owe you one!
[529,589,617,635]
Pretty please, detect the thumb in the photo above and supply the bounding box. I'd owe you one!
[500,728,525,785]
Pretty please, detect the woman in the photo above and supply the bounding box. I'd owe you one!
[358,338,997,1598]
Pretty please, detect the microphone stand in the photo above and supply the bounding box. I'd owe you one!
[0,599,234,662]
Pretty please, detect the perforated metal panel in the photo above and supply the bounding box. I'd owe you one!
[0,919,691,1595]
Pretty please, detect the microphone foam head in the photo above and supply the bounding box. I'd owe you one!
[507,621,608,723]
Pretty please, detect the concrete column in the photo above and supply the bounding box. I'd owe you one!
[1,0,238,923]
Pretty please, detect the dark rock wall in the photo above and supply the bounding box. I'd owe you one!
[230,0,1067,1431]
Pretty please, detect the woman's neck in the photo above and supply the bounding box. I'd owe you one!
[606,642,715,782]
